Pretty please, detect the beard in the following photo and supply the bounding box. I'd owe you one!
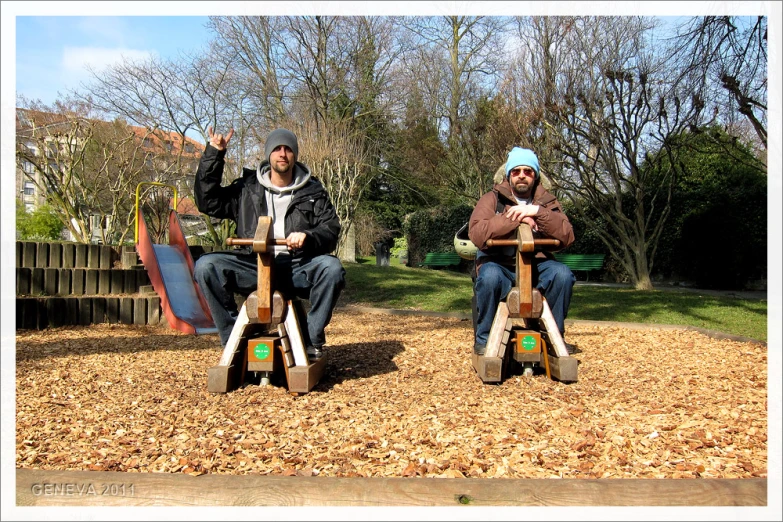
[272,160,293,176]
[511,179,533,199]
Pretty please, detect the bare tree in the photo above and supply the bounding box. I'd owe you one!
[79,42,272,246]
[293,118,377,260]
[206,16,408,252]
[16,103,156,244]
[514,16,706,290]
[208,16,287,127]
[396,16,512,204]
[400,16,509,139]
[505,17,582,174]
[277,16,352,126]
[669,16,767,155]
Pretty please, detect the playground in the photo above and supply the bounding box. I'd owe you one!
[13,188,769,506]
[16,309,767,481]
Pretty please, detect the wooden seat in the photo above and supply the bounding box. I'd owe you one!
[472,223,578,383]
[206,216,326,395]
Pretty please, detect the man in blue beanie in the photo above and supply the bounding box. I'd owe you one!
[193,126,345,361]
[468,147,576,355]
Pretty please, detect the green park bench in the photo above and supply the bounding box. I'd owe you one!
[419,252,462,269]
[553,253,606,281]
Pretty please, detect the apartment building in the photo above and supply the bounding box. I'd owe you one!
[16,107,205,242]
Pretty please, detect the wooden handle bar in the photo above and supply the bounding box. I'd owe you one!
[486,238,561,249]
[226,238,288,246]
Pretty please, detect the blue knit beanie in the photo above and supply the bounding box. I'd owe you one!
[505,147,540,179]
[264,128,299,162]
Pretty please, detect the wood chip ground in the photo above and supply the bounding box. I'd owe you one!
[16,310,767,480]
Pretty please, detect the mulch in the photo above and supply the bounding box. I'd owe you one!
[15,309,767,479]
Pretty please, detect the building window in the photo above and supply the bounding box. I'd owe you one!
[23,181,35,196]
[90,214,103,230]
[185,143,194,154]
[143,138,154,148]
[23,160,35,174]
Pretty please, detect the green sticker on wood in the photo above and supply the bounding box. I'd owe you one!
[521,335,537,351]
[254,343,271,360]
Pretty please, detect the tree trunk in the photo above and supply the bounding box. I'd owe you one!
[337,221,356,263]
[631,251,654,290]
[633,274,654,291]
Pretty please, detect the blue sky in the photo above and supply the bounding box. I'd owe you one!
[15,16,213,105]
[5,2,775,108]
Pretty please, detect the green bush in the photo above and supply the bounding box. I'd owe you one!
[404,204,473,267]
[657,128,766,289]
[16,202,65,241]
[390,237,408,257]
[559,201,608,255]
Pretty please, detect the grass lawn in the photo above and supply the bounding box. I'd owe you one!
[341,256,767,342]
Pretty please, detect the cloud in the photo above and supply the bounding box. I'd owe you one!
[62,46,153,74]
[74,17,133,45]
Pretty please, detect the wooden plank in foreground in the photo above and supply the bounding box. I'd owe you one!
[471,352,503,383]
[484,302,509,358]
[287,355,327,394]
[15,469,766,507]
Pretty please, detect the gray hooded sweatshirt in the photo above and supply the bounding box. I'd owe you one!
[257,163,311,257]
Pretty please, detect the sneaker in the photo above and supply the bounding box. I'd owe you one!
[565,342,579,355]
[306,345,324,360]
[473,342,486,356]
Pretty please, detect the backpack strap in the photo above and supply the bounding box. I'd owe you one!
[494,190,505,214]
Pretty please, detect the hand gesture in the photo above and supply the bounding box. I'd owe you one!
[207,126,234,151]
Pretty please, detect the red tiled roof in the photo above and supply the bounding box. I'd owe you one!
[16,108,73,133]
[131,126,205,158]
[174,197,200,216]
[16,107,205,159]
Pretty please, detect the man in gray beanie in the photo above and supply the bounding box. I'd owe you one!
[264,128,299,160]
[193,126,345,362]
[468,146,576,356]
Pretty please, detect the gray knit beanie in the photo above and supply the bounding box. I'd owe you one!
[264,128,299,162]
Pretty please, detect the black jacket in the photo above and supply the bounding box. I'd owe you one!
[195,144,341,261]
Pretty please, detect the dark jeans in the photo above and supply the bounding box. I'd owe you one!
[473,258,575,346]
[194,251,346,348]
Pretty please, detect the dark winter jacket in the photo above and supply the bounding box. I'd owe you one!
[194,144,340,261]
[468,179,574,269]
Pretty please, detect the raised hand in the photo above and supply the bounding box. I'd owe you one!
[207,126,235,151]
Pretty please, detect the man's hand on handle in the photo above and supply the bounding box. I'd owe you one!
[505,204,540,231]
[285,232,307,250]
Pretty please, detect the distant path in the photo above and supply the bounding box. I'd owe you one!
[575,281,767,301]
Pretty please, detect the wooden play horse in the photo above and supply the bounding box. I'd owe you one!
[206,216,327,394]
[472,223,578,383]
